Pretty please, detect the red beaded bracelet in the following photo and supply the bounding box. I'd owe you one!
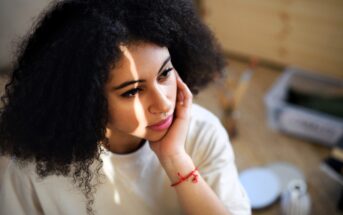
[171,167,199,187]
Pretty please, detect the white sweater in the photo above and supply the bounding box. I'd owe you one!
[0,104,251,215]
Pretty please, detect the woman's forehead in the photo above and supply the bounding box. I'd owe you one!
[107,43,170,84]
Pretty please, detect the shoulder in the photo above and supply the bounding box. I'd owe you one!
[186,104,234,166]
[188,103,229,144]
[0,157,37,190]
[188,103,227,140]
[0,157,39,212]
[1,157,73,194]
[190,103,223,128]
[0,156,87,213]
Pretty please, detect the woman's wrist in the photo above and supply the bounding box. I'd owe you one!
[160,152,196,184]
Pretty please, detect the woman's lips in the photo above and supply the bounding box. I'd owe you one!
[148,115,173,131]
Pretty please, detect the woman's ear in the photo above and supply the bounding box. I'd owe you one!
[105,127,111,138]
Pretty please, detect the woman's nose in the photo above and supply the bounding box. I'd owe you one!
[148,86,172,115]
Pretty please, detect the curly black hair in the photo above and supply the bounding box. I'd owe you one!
[0,0,225,214]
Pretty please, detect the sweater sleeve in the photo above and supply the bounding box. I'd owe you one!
[186,105,251,215]
[0,159,43,215]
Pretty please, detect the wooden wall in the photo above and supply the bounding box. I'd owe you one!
[202,0,343,78]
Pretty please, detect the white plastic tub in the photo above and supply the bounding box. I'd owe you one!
[264,67,343,146]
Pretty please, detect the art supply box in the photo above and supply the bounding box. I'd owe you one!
[264,67,343,146]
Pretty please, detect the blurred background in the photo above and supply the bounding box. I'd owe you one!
[0,0,342,214]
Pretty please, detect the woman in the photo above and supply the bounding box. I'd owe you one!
[0,0,251,214]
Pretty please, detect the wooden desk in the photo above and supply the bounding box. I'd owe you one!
[194,60,341,215]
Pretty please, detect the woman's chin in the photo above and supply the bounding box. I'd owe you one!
[145,129,168,142]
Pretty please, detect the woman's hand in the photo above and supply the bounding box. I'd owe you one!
[149,72,193,166]
[149,74,230,215]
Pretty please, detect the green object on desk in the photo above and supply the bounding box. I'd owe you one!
[287,87,343,118]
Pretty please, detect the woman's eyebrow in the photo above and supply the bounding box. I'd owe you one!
[113,56,171,90]
[157,56,171,75]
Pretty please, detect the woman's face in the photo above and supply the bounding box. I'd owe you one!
[104,42,177,147]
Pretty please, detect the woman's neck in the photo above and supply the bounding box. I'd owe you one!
[103,134,145,154]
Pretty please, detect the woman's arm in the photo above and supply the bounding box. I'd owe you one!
[162,152,230,215]
[150,72,231,215]
[0,160,43,215]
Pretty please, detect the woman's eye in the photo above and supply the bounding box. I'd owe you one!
[158,67,173,80]
[121,88,142,98]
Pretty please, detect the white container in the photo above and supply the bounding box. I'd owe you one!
[264,67,343,146]
[281,179,311,215]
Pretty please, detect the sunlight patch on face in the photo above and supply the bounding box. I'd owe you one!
[121,45,148,136]
[120,45,139,80]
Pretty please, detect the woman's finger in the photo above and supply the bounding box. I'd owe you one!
[175,72,193,118]
[176,74,192,107]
